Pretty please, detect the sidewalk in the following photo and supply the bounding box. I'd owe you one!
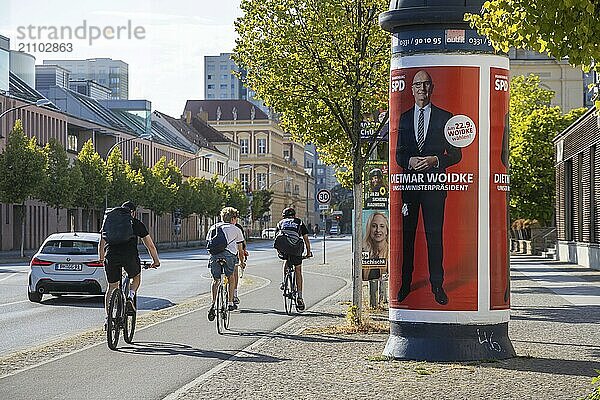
[170,255,600,400]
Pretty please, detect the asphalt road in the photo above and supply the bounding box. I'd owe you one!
[0,236,351,399]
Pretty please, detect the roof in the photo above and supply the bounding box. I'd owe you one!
[184,99,269,121]
[153,111,223,151]
[8,72,59,110]
[189,116,234,144]
[42,232,101,242]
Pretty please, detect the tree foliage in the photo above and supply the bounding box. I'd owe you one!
[250,189,274,222]
[75,139,107,211]
[234,0,389,182]
[217,179,249,217]
[509,75,585,225]
[40,138,79,227]
[0,120,47,205]
[106,146,133,208]
[466,1,600,72]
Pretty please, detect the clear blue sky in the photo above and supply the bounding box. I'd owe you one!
[0,0,242,116]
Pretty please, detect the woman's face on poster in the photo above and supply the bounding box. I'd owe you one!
[369,214,387,243]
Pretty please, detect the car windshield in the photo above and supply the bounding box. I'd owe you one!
[41,240,98,255]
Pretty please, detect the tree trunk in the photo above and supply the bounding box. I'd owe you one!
[352,180,363,322]
[56,207,60,233]
[20,202,26,258]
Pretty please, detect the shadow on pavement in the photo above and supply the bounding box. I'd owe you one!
[238,308,344,319]
[512,285,600,296]
[511,305,600,324]
[480,356,600,377]
[224,329,381,344]
[0,268,27,274]
[40,295,175,310]
[116,341,288,363]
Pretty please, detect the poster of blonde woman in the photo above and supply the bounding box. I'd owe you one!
[362,210,389,281]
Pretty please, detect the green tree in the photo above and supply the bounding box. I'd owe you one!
[509,75,585,225]
[127,147,147,207]
[75,139,107,231]
[40,138,77,230]
[105,147,134,208]
[235,0,389,317]
[146,156,180,216]
[217,180,250,218]
[251,189,273,225]
[0,120,47,256]
[466,2,600,73]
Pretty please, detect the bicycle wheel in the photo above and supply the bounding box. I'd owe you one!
[123,295,137,344]
[216,283,224,334]
[284,270,295,315]
[107,289,122,350]
[223,283,231,330]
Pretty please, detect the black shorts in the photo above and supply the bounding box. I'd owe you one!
[105,255,141,284]
[283,254,303,267]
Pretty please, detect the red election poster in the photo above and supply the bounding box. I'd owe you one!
[489,68,510,309]
[389,66,479,311]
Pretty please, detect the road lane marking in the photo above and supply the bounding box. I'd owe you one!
[0,273,19,282]
[0,300,28,308]
[162,270,350,400]
[0,273,271,380]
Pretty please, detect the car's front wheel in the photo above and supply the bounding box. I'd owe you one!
[28,291,42,303]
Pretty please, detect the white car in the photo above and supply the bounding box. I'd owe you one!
[262,227,277,239]
[27,232,106,303]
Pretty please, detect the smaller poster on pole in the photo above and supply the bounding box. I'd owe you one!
[363,160,389,210]
[361,209,389,281]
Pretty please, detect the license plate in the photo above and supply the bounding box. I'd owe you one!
[54,264,83,271]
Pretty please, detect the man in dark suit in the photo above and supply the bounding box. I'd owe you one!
[396,70,462,305]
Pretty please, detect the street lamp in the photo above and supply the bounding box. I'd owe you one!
[248,171,275,192]
[221,164,252,183]
[0,99,52,138]
[264,177,292,190]
[179,153,213,176]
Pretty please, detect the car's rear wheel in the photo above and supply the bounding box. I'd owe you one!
[28,291,42,303]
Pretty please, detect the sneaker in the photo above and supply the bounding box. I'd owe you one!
[233,296,240,305]
[296,297,305,311]
[207,306,216,321]
[125,299,136,315]
[228,304,238,311]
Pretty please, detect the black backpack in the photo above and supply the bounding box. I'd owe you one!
[273,228,304,256]
[101,207,135,245]
[207,224,229,255]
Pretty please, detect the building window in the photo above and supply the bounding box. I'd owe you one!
[207,65,215,72]
[257,173,267,190]
[220,84,227,90]
[207,74,212,80]
[240,138,249,154]
[207,84,215,89]
[220,64,228,70]
[220,93,228,99]
[207,94,215,99]
[294,184,300,195]
[67,134,78,152]
[203,157,210,172]
[257,138,266,154]
[283,149,290,160]
[317,159,324,165]
[318,168,324,174]
[240,173,249,192]
[221,74,228,80]
[217,161,224,176]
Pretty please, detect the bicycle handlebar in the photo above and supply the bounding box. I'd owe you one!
[141,260,159,269]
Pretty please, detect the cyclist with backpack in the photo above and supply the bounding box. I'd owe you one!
[99,201,160,326]
[206,207,246,320]
[274,207,312,311]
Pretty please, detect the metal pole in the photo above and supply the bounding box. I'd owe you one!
[322,210,326,264]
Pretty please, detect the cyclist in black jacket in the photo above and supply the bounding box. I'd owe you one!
[275,207,312,311]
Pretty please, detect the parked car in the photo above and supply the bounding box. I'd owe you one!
[329,225,339,235]
[27,232,106,303]
[261,227,277,239]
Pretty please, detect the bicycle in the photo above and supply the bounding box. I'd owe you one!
[215,258,231,335]
[106,260,153,350]
[282,253,311,315]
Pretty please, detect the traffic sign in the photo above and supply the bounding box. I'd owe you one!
[319,204,330,210]
[317,189,331,204]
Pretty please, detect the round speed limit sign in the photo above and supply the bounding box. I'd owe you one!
[317,189,331,204]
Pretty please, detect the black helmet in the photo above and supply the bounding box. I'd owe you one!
[282,207,296,218]
[122,201,136,212]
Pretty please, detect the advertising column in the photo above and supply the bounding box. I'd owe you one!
[380,2,515,361]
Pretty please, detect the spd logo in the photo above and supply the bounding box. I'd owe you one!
[391,76,406,93]
[494,78,509,92]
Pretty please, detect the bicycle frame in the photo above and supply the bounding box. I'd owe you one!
[215,259,231,334]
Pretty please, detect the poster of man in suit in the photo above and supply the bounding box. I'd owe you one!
[389,66,480,311]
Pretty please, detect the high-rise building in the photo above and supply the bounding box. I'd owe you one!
[42,58,128,99]
[204,53,267,113]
